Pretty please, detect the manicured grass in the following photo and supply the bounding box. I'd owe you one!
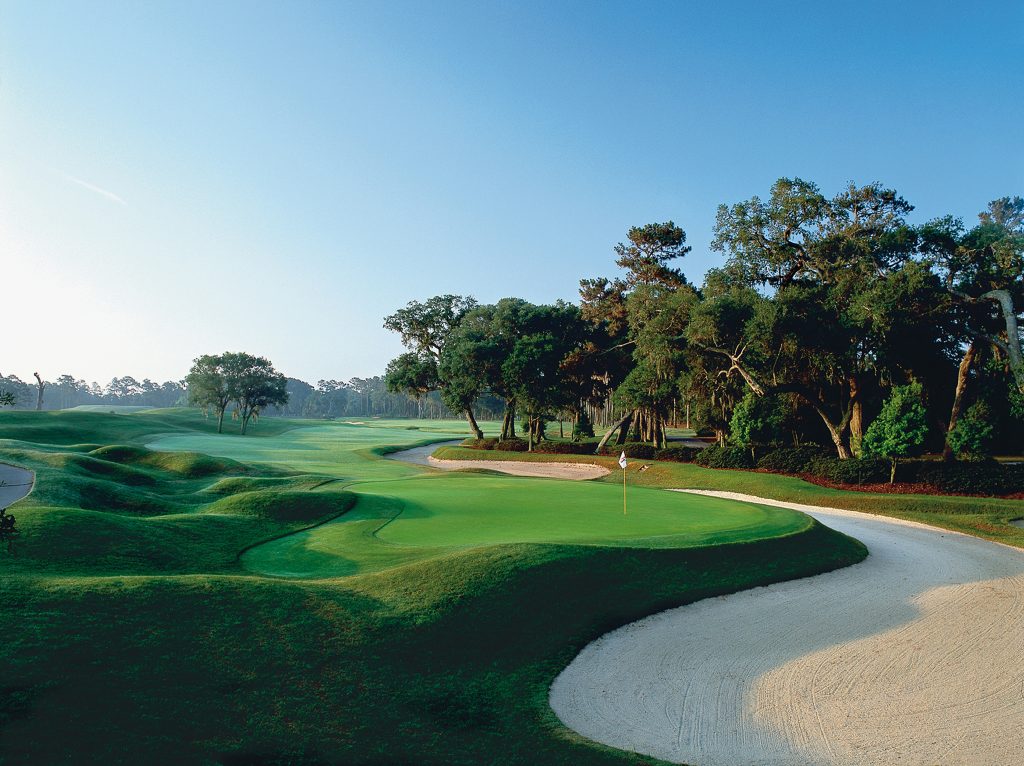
[436,446,1024,547]
[0,410,866,765]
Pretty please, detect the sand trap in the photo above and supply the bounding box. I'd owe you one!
[426,455,609,480]
[551,490,1024,766]
[0,462,34,507]
[386,441,609,480]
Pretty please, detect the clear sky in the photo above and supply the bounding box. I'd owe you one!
[2,0,1021,386]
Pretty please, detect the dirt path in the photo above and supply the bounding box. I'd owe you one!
[550,489,1024,766]
[0,462,34,508]
[386,442,609,480]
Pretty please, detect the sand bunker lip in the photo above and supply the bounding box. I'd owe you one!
[386,442,610,480]
[551,489,1024,766]
[0,462,34,507]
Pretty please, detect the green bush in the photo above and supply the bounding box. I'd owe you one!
[808,456,890,485]
[532,441,597,455]
[597,443,659,459]
[655,446,701,463]
[572,409,595,440]
[756,447,828,473]
[917,461,1024,496]
[462,438,499,450]
[947,401,995,458]
[495,438,529,452]
[693,446,754,469]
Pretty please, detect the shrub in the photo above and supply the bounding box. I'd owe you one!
[862,383,929,482]
[572,409,595,440]
[729,392,785,451]
[808,456,890,485]
[756,447,827,473]
[693,446,754,470]
[597,443,658,459]
[461,438,498,450]
[495,438,529,452]
[532,441,596,455]
[655,446,700,463]
[947,401,995,459]
[917,460,1024,496]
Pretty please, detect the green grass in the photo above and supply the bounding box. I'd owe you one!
[435,445,1024,547]
[0,410,866,765]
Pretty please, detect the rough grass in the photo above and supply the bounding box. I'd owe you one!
[0,413,867,765]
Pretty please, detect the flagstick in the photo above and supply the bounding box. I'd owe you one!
[622,464,627,515]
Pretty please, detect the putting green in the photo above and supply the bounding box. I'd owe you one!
[147,420,812,579]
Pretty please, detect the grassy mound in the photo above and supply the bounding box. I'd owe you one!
[0,520,863,764]
[0,413,871,764]
[206,489,356,522]
[90,444,249,478]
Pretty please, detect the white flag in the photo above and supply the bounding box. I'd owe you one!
[618,451,628,469]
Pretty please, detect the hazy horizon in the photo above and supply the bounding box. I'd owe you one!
[3,0,1021,384]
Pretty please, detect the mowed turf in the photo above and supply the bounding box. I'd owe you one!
[0,409,867,765]
[147,421,471,480]
[242,473,808,578]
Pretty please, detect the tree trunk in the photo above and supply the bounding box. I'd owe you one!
[848,376,864,457]
[596,411,633,453]
[815,407,852,459]
[501,404,516,440]
[33,372,44,411]
[217,406,225,434]
[890,458,897,485]
[465,407,483,440]
[985,289,1024,395]
[943,340,977,460]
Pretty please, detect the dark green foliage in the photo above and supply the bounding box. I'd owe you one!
[917,461,1024,496]
[947,401,996,458]
[461,438,499,450]
[495,438,529,452]
[531,440,597,455]
[863,382,930,481]
[693,445,754,469]
[863,383,930,463]
[756,447,828,473]
[572,408,594,440]
[808,456,891,485]
[729,392,785,450]
[597,442,658,459]
[654,446,700,463]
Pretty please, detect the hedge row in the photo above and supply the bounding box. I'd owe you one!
[462,437,1024,495]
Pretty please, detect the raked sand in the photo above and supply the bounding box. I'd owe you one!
[385,442,610,480]
[0,462,34,508]
[550,490,1024,766]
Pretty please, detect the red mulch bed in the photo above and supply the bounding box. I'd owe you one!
[782,470,1024,500]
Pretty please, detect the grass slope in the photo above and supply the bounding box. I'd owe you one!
[0,411,865,765]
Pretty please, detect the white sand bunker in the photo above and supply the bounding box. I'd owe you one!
[0,463,34,507]
[551,490,1024,766]
[427,455,609,480]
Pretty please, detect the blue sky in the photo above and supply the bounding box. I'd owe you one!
[2,0,1021,385]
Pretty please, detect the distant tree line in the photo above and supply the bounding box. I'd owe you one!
[0,373,188,411]
[384,181,1023,460]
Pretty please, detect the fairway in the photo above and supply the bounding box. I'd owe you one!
[220,424,810,578]
[0,410,866,765]
[242,473,808,577]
